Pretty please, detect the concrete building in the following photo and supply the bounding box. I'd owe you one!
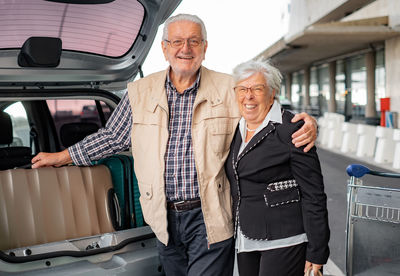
[257,0,400,126]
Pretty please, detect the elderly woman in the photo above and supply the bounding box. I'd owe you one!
[225,59,330,276]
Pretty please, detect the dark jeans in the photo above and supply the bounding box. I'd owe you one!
[156,207,234,276]
[237,243,307,276]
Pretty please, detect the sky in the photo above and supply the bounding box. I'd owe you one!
[141,0,289,76]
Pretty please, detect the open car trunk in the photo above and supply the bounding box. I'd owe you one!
[0,90,165,275]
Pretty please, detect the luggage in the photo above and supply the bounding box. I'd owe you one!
[129,157,144,227]
[95,154,144,229]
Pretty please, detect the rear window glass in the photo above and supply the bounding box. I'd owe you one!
[0,0,145,57]
[47,99,112,149]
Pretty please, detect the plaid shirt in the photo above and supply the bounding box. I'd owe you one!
[164,73,200,201]
[69,71,201,201]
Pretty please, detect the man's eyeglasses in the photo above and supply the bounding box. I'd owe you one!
[234,84,266,96]
[164,38,204,48]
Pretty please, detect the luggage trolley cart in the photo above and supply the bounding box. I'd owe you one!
[346,164,400,276]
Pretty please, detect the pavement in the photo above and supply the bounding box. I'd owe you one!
[233,255,345,276]
[324,258,345,276]
[318,143,400,174]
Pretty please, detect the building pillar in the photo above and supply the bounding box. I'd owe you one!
[304,67,311,109]
[344,59,352,121]
[386,37,400,127]
[317,67,323,116]
[328,61,337,112]
[285,73,292,101]
[365,51,377,118]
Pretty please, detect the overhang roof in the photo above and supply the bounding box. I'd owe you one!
[257,16,400,74]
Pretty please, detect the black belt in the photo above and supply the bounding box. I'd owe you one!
[167,199,201,212]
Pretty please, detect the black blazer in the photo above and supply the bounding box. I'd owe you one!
[225,110,330,264]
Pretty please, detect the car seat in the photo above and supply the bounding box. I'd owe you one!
[0,111,32,170]
[59,122,99,148]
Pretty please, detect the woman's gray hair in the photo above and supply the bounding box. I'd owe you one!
[162,14,207,40]
[232,59,282,94]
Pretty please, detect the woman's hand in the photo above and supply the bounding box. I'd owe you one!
[291,112,317,152]
[304,260,323,275]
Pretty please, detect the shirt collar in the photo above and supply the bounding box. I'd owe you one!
[165,67,201,94]
[238,100,282,142]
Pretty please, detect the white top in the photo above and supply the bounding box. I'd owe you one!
[236,100,308,253]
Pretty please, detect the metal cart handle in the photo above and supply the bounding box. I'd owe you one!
[346,164,400,178]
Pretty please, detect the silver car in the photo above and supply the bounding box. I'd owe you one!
[0,0,180,275]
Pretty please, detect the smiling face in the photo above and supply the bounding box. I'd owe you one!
[162,20,207,80]
[235,72,275,129]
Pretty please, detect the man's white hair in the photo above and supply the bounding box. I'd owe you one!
[162,13,207,41]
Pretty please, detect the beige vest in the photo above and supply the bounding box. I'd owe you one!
[127,66,240,245]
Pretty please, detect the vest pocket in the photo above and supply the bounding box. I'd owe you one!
[209,118,233,153]
[138,182,153,227]
[139,183,153,200]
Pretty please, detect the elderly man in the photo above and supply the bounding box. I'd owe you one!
[32,14,317,276]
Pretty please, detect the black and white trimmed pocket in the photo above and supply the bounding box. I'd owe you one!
[264,179,300,207]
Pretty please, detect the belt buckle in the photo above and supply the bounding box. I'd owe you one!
[173,200,185,212]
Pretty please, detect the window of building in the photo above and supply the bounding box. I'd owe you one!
[291,71,304,112]
[336,60,347,115]
[318,64,329,115]
[375,48,385,111]
[280,78,286,99]
[310,67,320,115]
[350,55,367,117]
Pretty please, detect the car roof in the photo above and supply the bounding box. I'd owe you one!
[0,0,181,91]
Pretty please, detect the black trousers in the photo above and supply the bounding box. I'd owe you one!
[156,207,234,276]
[237,242,307,276]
